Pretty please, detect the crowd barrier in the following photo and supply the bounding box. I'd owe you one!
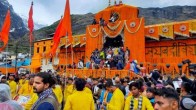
[64,69,138,79]
[62,63,190,78]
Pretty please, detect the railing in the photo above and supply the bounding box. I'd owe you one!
[64,69,139,79]
[62,63,189,78]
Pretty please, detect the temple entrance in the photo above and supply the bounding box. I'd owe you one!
[104,35,123,48]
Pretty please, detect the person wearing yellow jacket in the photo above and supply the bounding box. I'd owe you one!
[64,77,75,102]
[124,82,154,110]
[18,74,29,87]
[24,93,38,110]
[84,86,93,94]
[103,81,124,110]
[64,78,95,110]
[52,84,63,110]
[18,75,34,97]
[8,74,17,99]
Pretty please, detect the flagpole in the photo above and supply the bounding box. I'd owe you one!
[29,35,31,74]
[28,1,34,74]
[64,34,68,89]
[5,44,8,77]
[65,34,68,74]
[71,45,73,66]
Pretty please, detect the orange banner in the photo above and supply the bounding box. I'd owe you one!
[87,24,101,38]
[80,34,86,47]
[72,35,80,47]
[124,18,145,63]
[174,22,189,37]
[145,26,159,40]
[189,20,196,34]
[159,24,174,39]
[86,25,103,60]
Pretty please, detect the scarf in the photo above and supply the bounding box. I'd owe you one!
[31,88,53,110]
[130,96,143,110]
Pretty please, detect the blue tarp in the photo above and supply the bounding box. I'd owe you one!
[9,58,32,67]
[0,64,13,68]
[22,58,31,66]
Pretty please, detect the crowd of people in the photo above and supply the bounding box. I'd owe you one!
[72,47,131,70]
[0,68,196,110]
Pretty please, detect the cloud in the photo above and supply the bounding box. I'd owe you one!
[7,0,196,25]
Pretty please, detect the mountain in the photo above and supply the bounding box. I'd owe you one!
[33,13,94,40]
[139,6,196,25]
[0,0,27,40]
[32,6,196,41]
[20,14,47,30]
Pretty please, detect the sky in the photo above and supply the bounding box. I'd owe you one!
[7,0,196,25]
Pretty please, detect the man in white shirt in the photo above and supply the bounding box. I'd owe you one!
[77,59,84,69]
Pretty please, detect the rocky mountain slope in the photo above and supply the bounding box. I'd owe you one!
[0,0,27,40]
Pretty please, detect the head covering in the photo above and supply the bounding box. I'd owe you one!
[0,75,6,82]
[180,97,196,110]
[0,84,11,102]
[0,101,23,110]
[0,84,23,110]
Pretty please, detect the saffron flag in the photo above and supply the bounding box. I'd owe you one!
[0,9,11,51]
[50,19,63,56]
[49,0,72,56]
[28,2,34,43]
[63,0,72,43]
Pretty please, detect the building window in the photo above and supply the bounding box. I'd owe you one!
[37,43,39,45]
[43,46,46,52]
[44,42,45,44]
[37,47,39,53]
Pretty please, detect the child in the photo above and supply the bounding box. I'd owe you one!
[146,87,155,106]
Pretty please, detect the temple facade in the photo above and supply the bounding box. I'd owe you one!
[31,3,196,76]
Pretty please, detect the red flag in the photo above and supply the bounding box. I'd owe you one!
[62,0,72,43]
[49,19,63,56]
[49,0,72,56]
[0,9,11,51]
[28,2,34,43]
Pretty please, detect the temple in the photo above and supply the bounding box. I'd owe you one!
[30,3,196,78]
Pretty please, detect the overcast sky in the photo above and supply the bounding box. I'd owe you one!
[7,0,196,25]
